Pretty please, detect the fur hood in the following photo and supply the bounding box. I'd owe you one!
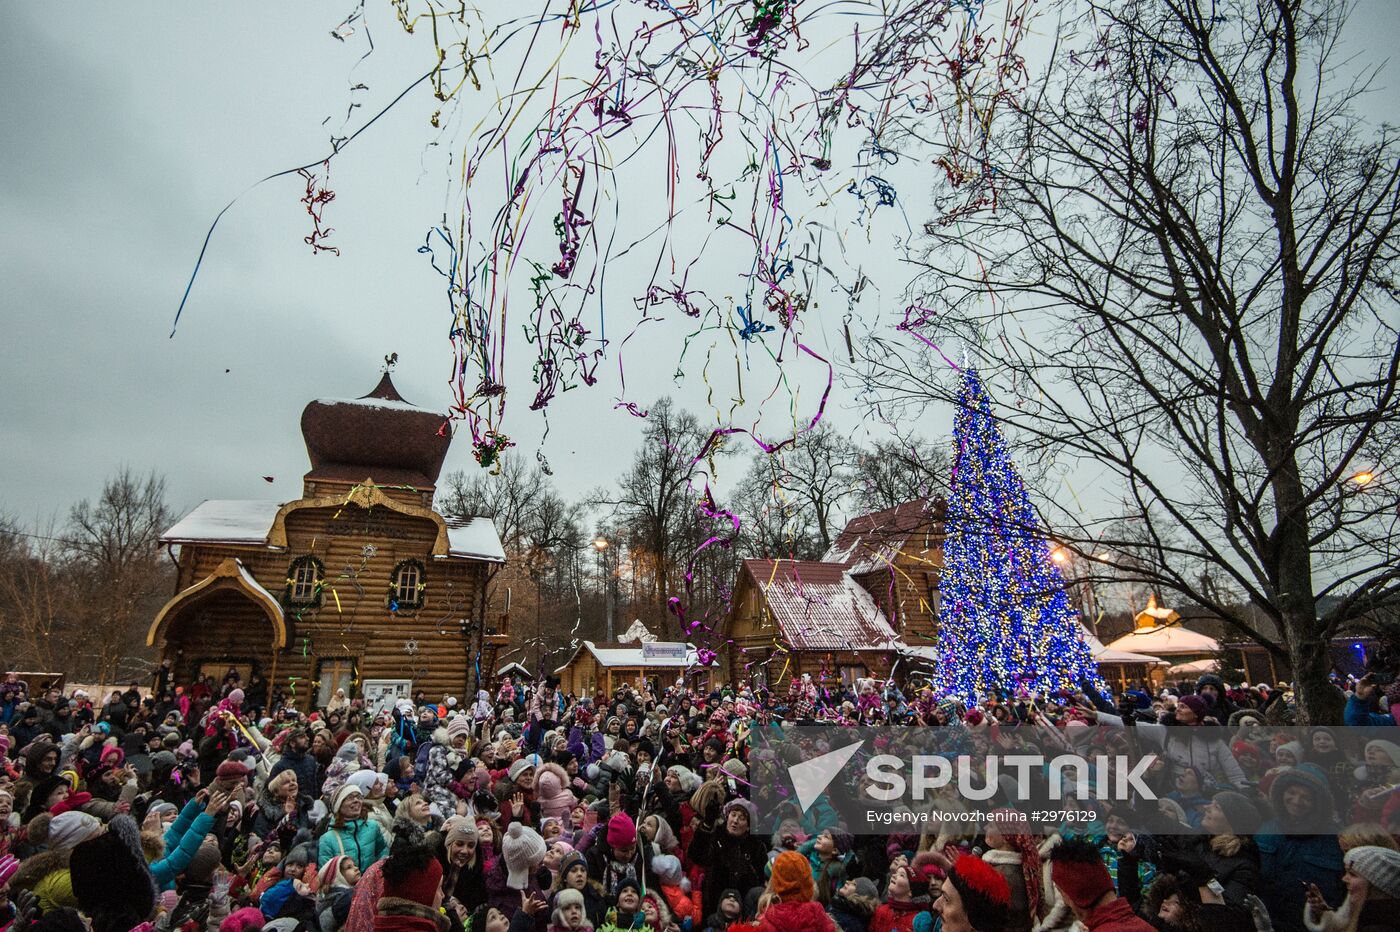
[12,845,71,892]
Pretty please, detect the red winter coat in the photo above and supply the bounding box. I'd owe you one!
[758,901,835,932]
[869,898,926,932]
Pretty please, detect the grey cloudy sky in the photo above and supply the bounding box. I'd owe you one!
[2,2,1397,532]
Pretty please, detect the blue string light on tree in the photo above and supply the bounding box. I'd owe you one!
[931,367,1107,703]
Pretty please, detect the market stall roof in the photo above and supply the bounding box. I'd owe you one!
[554,640,699,673]
[897,626,1165,666]
[1166,658,1220,676]
[1103,623,1220,657]
[1082,627,1165,665]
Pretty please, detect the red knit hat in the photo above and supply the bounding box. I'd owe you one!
[216,759,254,780]
[946,855,1010,932]
[769,850,814,902]
[382,855,443,906]
[606,811,637,849]
[1049,844,1113,909]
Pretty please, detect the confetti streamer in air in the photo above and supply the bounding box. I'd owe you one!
[173,0,1040,658]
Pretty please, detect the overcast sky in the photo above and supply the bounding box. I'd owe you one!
[2,2,1397,534]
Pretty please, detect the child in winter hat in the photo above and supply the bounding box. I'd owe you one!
[650,853,696,924]
[504,822,549,890]
[315,854,361,931]
[537,762,580,822]
[552,887,594,932]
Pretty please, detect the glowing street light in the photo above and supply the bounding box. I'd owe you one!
[592,537,610,550]
[1351,471,1375,486]
[1050,547,1068,563]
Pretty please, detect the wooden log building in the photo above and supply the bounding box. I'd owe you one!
[146,373,507,708]
[723,499,947,689]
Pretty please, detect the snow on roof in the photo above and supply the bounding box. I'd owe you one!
[1166,658,1220,676]
[824,499,940,575]
[745,559,900,651]
[895,642,940,662]
[1081,626,1165,665]
[1103,623,1220,656]
[163,501,504,563]
[555,641,698,672]
[232,559,284,618]
[313,395,445,415]
[444,516,506,563]
[161,500,284,545]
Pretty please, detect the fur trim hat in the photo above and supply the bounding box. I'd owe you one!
[552,887,591,929]
[947,855,1011,932]
[503,822,547,889]
[70,814,158,928]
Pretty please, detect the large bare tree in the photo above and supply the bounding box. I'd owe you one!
[67,469,174,687]
[0,516,80,674]
[596,398,727,637]
[863,0,1400,721]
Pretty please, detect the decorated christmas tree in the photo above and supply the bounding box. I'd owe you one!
[931,367,1105,702]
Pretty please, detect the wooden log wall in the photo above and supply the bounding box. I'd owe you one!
[165,501,488,707]
[167,588,278,685]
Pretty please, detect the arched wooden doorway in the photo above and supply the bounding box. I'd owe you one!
[147,557,288,687]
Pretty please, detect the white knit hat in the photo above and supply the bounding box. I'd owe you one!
[1345,845,1400,898]
[48,810,102,849]
[330,783,364,817]
[502,822,546,889]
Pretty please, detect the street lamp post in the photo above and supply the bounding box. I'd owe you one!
[592,537,614,642]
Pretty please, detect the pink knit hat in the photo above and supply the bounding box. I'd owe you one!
[606,811,636,849]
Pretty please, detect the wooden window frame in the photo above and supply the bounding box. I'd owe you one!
[283,556,324,608]
[389,558,427,612]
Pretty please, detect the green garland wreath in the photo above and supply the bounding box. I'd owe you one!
[388,557,427,612]
[282,555,325,608]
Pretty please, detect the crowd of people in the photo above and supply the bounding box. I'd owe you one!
[1,665,1399,932]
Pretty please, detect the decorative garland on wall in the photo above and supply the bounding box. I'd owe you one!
[388,558,427,613]
[282,555,325,609]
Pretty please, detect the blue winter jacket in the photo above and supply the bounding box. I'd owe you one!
[317,818,388,872]
[149,798,215,891]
